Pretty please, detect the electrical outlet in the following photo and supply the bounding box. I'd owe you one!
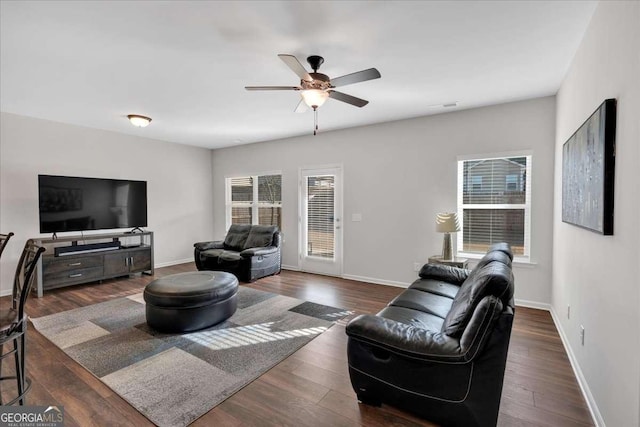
[567,305,570,319]
[414,262,422,272]
[580,325,585,346]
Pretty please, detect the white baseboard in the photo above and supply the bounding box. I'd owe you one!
[514,299,551,311]
[281,264,301,271]
[341,274,410,289]
[549,307,604,427]
[0,288,11,298]
[154,258,193,269]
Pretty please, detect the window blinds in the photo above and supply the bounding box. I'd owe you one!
[458,156,531,257]
[227,174,282,229]
[306,176,335,258]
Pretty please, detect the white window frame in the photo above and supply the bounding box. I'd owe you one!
[225,172,282,230]
[456,153,532,262]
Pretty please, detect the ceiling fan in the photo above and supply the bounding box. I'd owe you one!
[245,54,381,135]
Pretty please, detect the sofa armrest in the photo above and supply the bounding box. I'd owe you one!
[346,314,465,362]
[418,264,470,285]
[194,240,224,251]
[240,246,278,258]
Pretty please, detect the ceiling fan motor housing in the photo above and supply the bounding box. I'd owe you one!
[302,73,331,90]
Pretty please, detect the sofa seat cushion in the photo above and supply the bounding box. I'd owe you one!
[224,224,251,251]
[442,261,514,337]
[219,251,242,262]
[377,306,445,332]
[409,279,460,299]
[244,225,277,249]
[201,248,224,258]
[389,289,453,319]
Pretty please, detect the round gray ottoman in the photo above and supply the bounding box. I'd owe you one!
[143,271,238,333]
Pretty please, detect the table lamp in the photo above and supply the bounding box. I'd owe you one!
[436,212,460,260]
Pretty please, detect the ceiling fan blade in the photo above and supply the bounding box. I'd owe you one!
[328,91,369,107]
[294,99,309,113]
[278,54,313,82]
[330,68,381,87]
[245,86,300,91]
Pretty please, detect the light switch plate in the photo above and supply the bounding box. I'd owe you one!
[351,213,362,222]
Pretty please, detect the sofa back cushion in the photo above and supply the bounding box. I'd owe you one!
[244,225,278,249]
[442,261,514,338]
[476,250,512,269]
[224,225,251,251]
[487,242,513,260]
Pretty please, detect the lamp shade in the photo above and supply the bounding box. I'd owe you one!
[436,212,460,233]
[301,89,329,108]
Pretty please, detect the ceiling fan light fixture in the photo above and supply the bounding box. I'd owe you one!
[127,114,152,127]
[301,89,329,108]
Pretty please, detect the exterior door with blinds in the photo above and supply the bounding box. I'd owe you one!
[299,167,343,276]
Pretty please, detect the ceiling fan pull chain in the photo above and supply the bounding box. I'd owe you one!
[313,107,318,136]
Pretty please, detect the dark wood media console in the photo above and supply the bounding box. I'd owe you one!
[30,231,154,297]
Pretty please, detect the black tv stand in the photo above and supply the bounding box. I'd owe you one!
[129,227,145,233]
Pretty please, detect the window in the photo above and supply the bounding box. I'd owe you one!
[471,176,483,192]
[306,175,335,258]
[226,174,282,229]
[457,155,531,258]
[505,174,519,191]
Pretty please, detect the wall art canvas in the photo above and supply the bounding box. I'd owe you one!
[562,98,616,235]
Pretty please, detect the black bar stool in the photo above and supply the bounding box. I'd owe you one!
[0,232,14,258]
[0,239,45,405]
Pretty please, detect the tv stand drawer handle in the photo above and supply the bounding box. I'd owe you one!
[69,273,83,278]
[68,262,82,266]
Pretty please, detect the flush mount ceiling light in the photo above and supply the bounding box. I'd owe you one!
[245,54,381,135]
[127,114,152,127]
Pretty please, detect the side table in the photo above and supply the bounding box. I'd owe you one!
[428,255,469,269]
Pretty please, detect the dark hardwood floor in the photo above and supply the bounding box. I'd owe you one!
[0,264,594,426]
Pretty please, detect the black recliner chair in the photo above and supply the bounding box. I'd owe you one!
[346,243,515,427]
[194,224,281,282]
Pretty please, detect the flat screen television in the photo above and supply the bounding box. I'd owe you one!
[38,175,147,233]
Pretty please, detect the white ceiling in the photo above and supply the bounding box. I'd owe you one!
[0,1,597,149]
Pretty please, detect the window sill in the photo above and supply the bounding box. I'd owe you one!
[457,252,538,268]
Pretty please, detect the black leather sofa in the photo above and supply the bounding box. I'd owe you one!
[194,224,281,282]
[346,243,515,427]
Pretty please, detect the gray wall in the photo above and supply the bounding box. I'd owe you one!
[212,96,556,305]
[552,2,640,426]
[0,112,214,296]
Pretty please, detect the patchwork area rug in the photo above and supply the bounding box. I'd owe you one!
[32,287,351,426]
